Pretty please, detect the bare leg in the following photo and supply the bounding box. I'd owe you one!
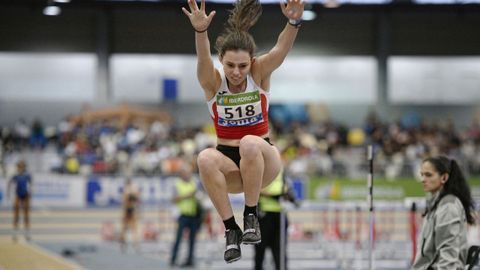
[239,135,282,207]
[131,218,140,252]
[13,198,20,242]
[23,197,30,240]
[197,148,242,220]
[120,217,127,252]
[13,199,20,229]
[239,137,264,207]
[120,219,127,242]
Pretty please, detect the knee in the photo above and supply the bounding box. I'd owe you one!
[239,135,262,158]
[197,149,221,172]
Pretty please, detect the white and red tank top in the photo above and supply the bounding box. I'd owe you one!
[207,71,270,140]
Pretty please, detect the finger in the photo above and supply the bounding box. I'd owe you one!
[279,0,286,14]
[207,10,216,22]
[181,7,191,17]
[200,0,205,11]
[187,0,195,10]
[187,0,198,11]
[192,0,199,10]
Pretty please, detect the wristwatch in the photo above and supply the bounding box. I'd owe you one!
[288,18,302,28]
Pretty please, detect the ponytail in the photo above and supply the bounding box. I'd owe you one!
[215,0,262,57]
[226,0,262,33]
[447,160,476,225]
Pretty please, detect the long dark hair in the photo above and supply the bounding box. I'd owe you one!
[423,156,476,225]
[215,0,262,58]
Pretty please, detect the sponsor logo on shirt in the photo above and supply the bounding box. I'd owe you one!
[218,114,264,127]
[216,91,260,106]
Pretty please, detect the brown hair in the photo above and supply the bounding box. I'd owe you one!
[215,0,262,58]
[423,156,476,225]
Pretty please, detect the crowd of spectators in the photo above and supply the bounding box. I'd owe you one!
[1,110,480,180]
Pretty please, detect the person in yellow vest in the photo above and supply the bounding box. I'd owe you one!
[254,170,288,270]
[170,164,201,267]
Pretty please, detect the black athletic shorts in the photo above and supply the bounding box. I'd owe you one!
[17,193,29,200]
[125,207,135,219]
[216,137,272,167]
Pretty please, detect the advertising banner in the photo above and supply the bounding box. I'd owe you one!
[86,176,180,207]
[0,174,85,208]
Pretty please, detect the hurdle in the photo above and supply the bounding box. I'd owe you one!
[280,170,288,270]
[367,144,375,270]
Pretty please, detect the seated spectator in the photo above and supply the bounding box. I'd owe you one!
[64,155,80,174]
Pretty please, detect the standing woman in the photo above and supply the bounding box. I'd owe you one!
[119,178,141,252]
[8,160,32,241]
[413,156,476,269]
[182,0,303,263]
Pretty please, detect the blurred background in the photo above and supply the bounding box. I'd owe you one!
[0,0,479,269]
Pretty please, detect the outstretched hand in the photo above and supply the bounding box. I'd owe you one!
[182,0,216,32]
[280,0,304,21]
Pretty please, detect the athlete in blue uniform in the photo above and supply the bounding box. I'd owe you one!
[8,160,32,241]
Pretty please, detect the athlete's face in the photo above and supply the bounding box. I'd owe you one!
[17,162,26,173]
[220,50,253,88]
[420,161,447,193]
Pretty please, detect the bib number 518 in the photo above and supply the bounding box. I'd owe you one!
[224,105,256,119]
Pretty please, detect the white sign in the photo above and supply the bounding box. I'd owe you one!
[0,174,85,208]
[0,53,96,101]
[389,57,480,104]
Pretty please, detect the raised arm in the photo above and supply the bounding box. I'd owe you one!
[182,0,218,99]
[255,0,304,78]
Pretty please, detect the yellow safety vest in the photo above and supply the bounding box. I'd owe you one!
[175,179,197,217]
[259,171,284,213]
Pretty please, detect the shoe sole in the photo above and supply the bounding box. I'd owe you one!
[225,255,242,264]
[242,239,261,245]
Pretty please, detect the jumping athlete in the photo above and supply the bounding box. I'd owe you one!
[182,0,303,263]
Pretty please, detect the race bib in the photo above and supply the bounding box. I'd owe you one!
[216,91,264,127]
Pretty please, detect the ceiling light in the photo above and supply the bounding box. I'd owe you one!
[43,5,61,16]
[302,10,317,21]
[324,0,340,8]
[53,0,71,3]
